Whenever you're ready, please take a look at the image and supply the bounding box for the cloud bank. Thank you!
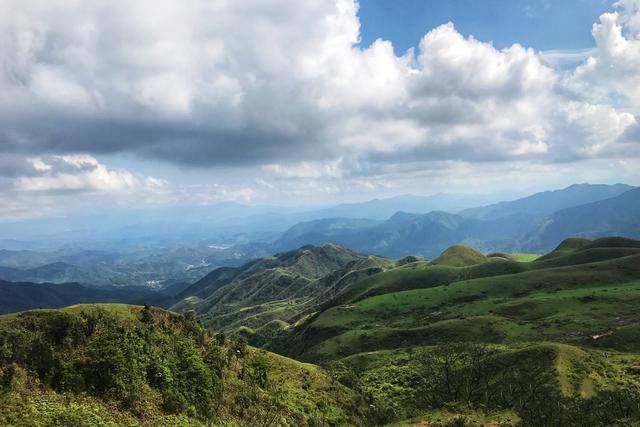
[0,0,639,218]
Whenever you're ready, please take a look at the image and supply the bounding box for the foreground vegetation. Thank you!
[0,304,366,426]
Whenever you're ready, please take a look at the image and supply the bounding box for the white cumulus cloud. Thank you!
[0,0,638,216]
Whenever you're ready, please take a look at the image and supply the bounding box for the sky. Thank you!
[0,0,639,221]
[358,0,617,53]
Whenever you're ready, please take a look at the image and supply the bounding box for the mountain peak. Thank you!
[388,211,419,222]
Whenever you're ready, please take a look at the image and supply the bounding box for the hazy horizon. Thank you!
[0,181,634,225]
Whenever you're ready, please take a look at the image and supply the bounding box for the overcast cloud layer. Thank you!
[1,0,640,219]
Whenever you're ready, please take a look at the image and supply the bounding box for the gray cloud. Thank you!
[0,154,40,177]
[0,0,639,221]
[0,117,332,166]
[619,120,640,143]
[1,0,636,169]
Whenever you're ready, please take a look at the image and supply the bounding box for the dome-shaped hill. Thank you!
[554,237,592,252]
[432,244,488,267]
[536,237,592,262]
[578,236,640,251]
[530,237,640,267]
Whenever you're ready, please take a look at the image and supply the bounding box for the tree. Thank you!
[140,304,154,324]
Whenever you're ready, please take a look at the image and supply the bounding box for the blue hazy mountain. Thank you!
[459,183,634,220]
[524,187,640,250]
[275,185,640,257]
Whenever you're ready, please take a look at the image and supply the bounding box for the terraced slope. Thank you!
[172,244,396,337]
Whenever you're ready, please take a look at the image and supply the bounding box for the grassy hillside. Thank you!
[276,237,640,425]
[431,244,488,267]
[294,252,640,359]
[0,304,367,426]
[173,244,396,341]
[327,342,640,425]
[10,238,638,425]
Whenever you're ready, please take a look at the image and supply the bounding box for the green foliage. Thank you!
[0,304,366,426]
[328,343,640,425]
[0,307,220,419]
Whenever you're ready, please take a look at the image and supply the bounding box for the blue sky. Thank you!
[359,0,615,53]
[0,0,639,220]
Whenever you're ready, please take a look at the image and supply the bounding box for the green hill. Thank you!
[8,238,640,425]
[275,238,640,425]
[536,237,592,261]
[431,244,488,267]
[171,244,396,339]
[292,251,640,359]
[0,304,367,426]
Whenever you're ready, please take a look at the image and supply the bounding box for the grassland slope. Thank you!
[275,237,640,425]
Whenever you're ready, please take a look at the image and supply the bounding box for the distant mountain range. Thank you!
[459,183,634,219]
[0,193,493,250]
[274,184,640,257]
[524,187,640,250]
[307,193,496,220]
[0,182,637,287]
[275,211,520,258]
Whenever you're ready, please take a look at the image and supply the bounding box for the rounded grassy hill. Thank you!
[431,244,488,267]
